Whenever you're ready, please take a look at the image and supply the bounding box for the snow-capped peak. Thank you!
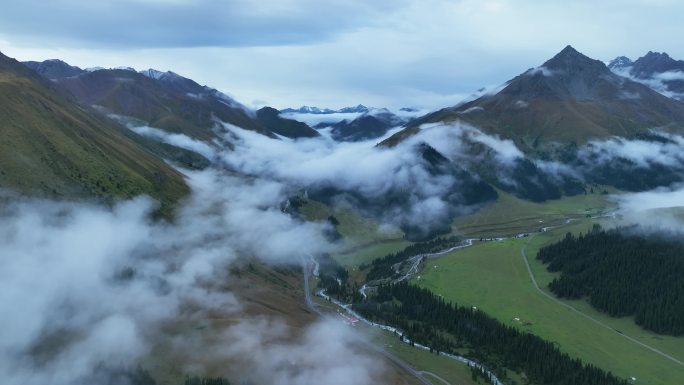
[140,69,167,80]
[113,66,136,72]
[608,56,633,71]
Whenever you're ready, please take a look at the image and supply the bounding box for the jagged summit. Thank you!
[607,51,684,101]
[139,68,185,82]
[608,56,633,70]
[541,45,609,76]
[631,51,682,78]
[644,51,673,60]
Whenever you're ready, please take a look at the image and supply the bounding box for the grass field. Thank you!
[334,239,412,268]
[451,189,615,237]
[416,219,684,385]
[304,192,684,383]
[372,331,484,385]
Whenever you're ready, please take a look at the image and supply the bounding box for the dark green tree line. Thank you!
[354,282,628,385]
[537,225,684,335]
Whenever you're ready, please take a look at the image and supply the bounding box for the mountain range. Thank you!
[23,60,320,141]
[609,51,684,101]
[384,46,684,152]
[280,104,370,114]
[6,45,684,220]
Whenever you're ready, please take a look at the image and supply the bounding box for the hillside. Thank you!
[0,51,188,215]
[52,67,276,141]
[385,46,684,151]
[255,106,319,138]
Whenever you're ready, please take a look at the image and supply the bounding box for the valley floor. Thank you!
[416,221,684,385]
[323,190,684,385]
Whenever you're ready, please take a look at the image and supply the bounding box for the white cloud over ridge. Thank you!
[130,125,217,159]
[581,133,684,168]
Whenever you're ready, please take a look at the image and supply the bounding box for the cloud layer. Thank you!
[4,99,684,384]
[0,167,344,385]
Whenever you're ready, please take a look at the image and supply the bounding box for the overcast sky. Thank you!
[1,0,682,110]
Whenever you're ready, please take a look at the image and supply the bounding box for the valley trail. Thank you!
[520,237,684,367]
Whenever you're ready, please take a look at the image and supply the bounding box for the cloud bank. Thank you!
[0,168,346,385]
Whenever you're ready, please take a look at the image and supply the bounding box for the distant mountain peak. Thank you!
[629,51,684,79]
[339,104,369,113]
[140,68,165,79]
[280,105,370,114]
[44,58,69,65]
[22,59,84,79]
[644,51,672,60]
[560,44,579,55]
[543,45,606,73]
[139,68,185,82]
[608,56,633,70]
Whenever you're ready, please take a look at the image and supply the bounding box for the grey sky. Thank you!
[1,0,683,109]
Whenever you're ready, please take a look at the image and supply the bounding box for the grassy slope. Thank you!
[336,240,412,269]
[146,262,423,385]
[452,188,615,237]
[416,220,684,385]
[0,60,188,215]
[373,331,482,385]
[298,199,409,267]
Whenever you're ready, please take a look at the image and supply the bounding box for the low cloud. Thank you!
[611,67,684,100]
[654,70,684,82]
[219,121,517,237]
[183,318,387,385]
[130,125,218,159]
[580,133,684,168]
[614,184,684,232]
[0,167,335,385]
[525,66,559,77]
